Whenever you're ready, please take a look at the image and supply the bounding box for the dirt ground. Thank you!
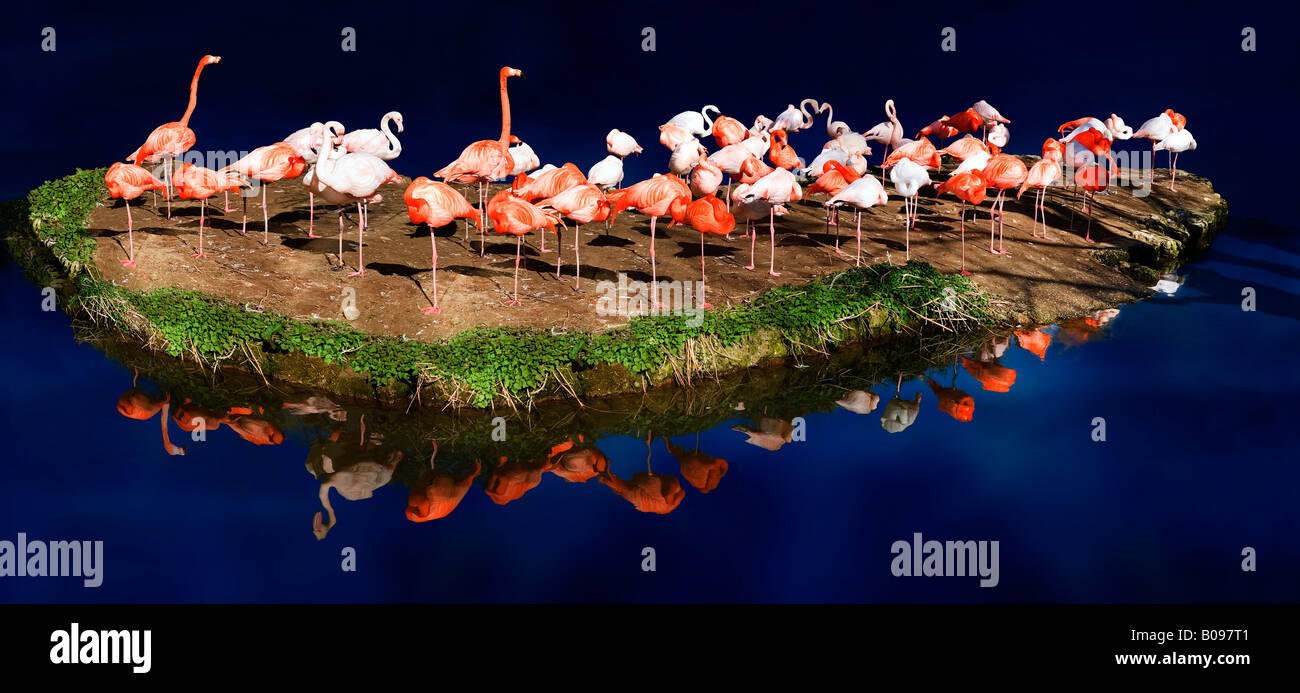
[86,164,1222,340]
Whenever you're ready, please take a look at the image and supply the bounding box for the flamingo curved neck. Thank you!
[178,58,211,128]
[381,113,402,157]
[498,71,514,146]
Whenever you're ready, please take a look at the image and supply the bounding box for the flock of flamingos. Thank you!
[104,56,1198,314]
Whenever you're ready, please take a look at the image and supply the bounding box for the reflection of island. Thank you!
[307,415,402,539]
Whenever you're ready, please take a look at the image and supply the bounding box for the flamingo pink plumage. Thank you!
[104,162,167,267]
[225,143,307,244]
[486,189,558,306]
[170,163,246,259]
[405,177,480,314]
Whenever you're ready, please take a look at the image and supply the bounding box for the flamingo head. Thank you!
[502,66,524,79]
[1106,114,1133,140]
[203,55,222,65]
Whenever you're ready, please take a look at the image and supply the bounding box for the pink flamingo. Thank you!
[1017,148,1063,239]
[340,111,403,160]
[826,176,888,267]
[511,162,587,252]
[933,170,988,275]
[739,168,802,276]
[315,121,402,276]
[607,176,691,301]
[405,177,479,314]
[435,67,524,257]
[690,158,723,197]
[126,55,221,219]
[805,160,860,254]
[486,189,558,306]
[685,194,735,308]
[170,163,246,259]
[104,163,167,267]
[981,154,1029,255]
[225,143,307,244]
[285,122,334,237]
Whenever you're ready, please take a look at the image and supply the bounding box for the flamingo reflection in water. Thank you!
[308,415,402,539]
[598,433,685,514]
[663,433,728,494]
[881,375,922,434]
[407,441,481,522]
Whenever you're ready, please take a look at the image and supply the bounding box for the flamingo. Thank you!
[104,163,167,267]
[941,108,983,137]
[819,101,852,138]
[340,111,403,160]
[405,177,479,314]
[767,129,801,170]
[862,99,905,178]
[224,143,307,244]
[737,154,773,185]
[170,163,246,259]
[606,128,643,157]
[739,130,771,159]
[773,99,820,132]
[981,154,1028,255]
[916,116,959,141]
[689,157,723,197]
[669,140,708,178]
[316,121,402,275]
[285,121,335,237]
[1017,149,1063,239]
[486,189,558,306]
[710,110,751,148]
[1132,112,1177,181]
[939,135,988,163]
[971,99,1010,140]
[883,136,942,171]
[607,175,690,299]
[889,158,932,260]
[1154,129,1196,192]
[126,55,221,219]
[666,105,717,137]
[586,154,624,190]
[805,160,860,254]
[933,170,987,275]
[536,183,610,287]
[435,66,524,258]
[508,141,540,176]
[685,194,734,308]
[658,122,695,151]
[729,183,781,258]
[987,123,1009,155]
[825,175,887,267]
[708,143,757,209]
[739,168,802,276]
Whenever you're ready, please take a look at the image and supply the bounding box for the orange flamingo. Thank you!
[406,443,481,522]
[981,154,1028,255]
[1017,149,1062,239]
[938,135,988,163]
[104,163,167,267]
[944,108,984,136]
[711,111,750,148]
[485,455,552,505]
[405,176,480,314]
[685,193,735,308]
[925,360,975,422]
[486,189,558,306]
[883,136,942,170]
[767,129,801,170]
[806,160,860,255]
[547,437,610,483]
[1015,328,1052,361]
[536,183,610,287]
[663,434,728,494]
[225,143,307,244]
[961,355,1017,393]
[511,162,587,253]
[126,55,221,220]
[916,116,959,141]
[115,373,185,455]
[171,163,246,258]
[608,176,691,300]
[435,67,524,257]
[933,169,987,275]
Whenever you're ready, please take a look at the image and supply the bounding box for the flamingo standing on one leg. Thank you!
[536,183,610,288]
[1131,112,1176,183]
[1073,163,1110,242]
[511,162,588,253]
[862,99,905,181]
[1154,129,1196,192]
[607,175,691,301]
[315,121,402,276]
[126,55,222,220]
[225,143,307,244]
[729,183,782,266]
[587,155,625,191]
[104,163,167,267]
[826,175,888,266]
[933,170,988,275]
[740,168,802,276]
[285,122,335,237]
[889,158,932,260]
[435,67,525,257]
[170,163,246,259]
[710,110,751,148]
[980,154,1029,256]
[685,194,735,308]
[486,189,558,306]
[405,176,480,314]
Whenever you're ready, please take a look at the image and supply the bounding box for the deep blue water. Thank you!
[0,216,1296,603]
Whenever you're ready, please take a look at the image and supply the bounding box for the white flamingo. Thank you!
[315,121,401,276]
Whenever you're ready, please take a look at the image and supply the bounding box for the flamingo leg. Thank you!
[422,222,441,315]
[478,181,487,257]
[745,220,756,271]
[1085,192,1095,242]
[262,183,271,245]
[122,197,136,267]
[335,206,346,269]
[997,192,1009,256]
[904,197,912,261]
[768,207,780,277]
[506,234,522,306]
[165,155,174,220]
[650,216,664,307]
[348,202,366,276]
[308,192,319,238]
[1170,152,1178,192]
[959,200,969,275]
[855,210,862,267]
[700,231,711,309]
[574,223,582,289]
[554,222,564,279]
[240,193,248,237]
[193,199,207,258]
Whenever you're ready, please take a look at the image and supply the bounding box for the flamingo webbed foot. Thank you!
[422,306,441,315]
[121,259,136,267]
[505,299,522,307]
